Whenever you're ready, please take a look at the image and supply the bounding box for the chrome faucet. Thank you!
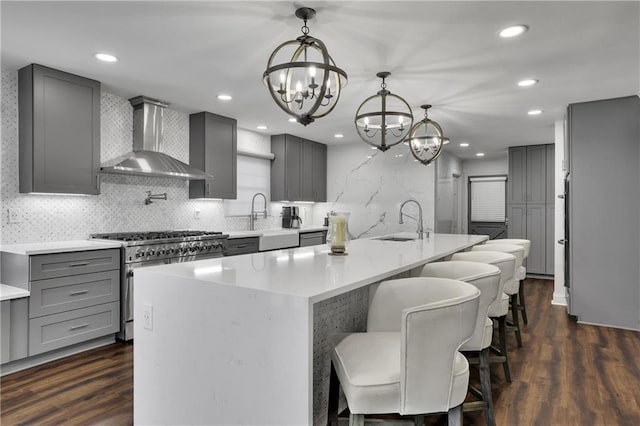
[399,199,425,239]
[250,192,267,231]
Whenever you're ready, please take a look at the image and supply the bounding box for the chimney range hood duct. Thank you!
[101,96,213,180]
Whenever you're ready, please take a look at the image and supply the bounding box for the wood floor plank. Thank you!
[1,279,639,425]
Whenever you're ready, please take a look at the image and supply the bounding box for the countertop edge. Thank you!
[0,284,30,301]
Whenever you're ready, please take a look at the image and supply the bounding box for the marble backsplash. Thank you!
[314,143,435,240]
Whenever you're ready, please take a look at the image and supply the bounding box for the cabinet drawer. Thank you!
[29,270,120,318]
[30,249,120,281]
[299,231,326,247]
[28,302,119,356]
[225,237,259,256]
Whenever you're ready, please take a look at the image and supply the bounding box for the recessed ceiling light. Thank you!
[518,79,538,87]
[334,133,344,138]
[217,94,232,101]
[528,109,543,115]
[499,25,528,38]
[366,155,373,159]
[95,53,118,62]
[256,125,268,130]
[370,146,377,150]
[288,118,297,123]
[459,143,470,147]
[395,154,404,158]
[476,153,485,157]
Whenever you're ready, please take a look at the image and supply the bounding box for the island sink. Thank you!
[258,230,299,251]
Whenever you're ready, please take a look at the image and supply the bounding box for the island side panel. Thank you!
[134,269,313,425]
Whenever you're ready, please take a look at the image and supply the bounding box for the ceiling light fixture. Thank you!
[256,125,268,130]
[476,152,485,157]
[288,118,297,123]
[518,79,538,87]
[499,25,528,38]
[406,105,446,166]
[334,133,344,138]
[354,71,413,152]
[528,109,543,115]
[263,7,348,126]
[95,53,118,62]
[217,94,232,101]
[459,142,470,147]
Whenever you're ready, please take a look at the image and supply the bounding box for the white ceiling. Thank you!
[2,1,638,160]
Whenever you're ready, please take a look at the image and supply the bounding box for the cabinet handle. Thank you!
[70,323,90,331]
[236,244,249,249]
[206,183,210,196]
[70,290,89,296]
[558,239,567,245]
[69,262,90,267]
[557,194,565,199]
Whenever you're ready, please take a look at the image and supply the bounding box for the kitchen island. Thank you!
[134,233,487,425]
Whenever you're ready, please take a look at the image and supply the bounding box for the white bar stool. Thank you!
[451,250,517,382]
[485,238,531,324]
[471,243,526,348]
[328,277,480,426]
[420,261,501,426]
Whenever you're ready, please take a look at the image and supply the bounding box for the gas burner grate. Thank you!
[91,230,223,241]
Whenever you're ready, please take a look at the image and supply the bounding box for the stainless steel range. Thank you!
[91,230,228,340]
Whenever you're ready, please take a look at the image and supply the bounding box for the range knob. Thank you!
[166,247,175,254]
[135,248,144,258]
[147,248,156,256]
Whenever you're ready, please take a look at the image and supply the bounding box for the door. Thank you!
[468,175,508,239]
[451,174,461,233]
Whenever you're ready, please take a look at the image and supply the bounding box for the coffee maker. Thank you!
[282,206,302,229]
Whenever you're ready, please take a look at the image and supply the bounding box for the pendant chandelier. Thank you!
[407,104,447,165]
[263,7,348,126]
[354,72,413,152]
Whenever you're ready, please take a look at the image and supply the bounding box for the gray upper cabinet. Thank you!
[526,145,547,204]
[19,64,101,195]
[546,145,555,204]
[507,146,527,204]
[271,134,326,202]
[313,143,327,202]
[189,112,237,199]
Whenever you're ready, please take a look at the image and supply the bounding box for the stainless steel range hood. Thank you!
[101,96,212,180]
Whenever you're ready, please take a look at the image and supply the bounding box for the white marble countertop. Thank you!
[0,284,30,301]
[137,233,487,303]
[226,226,327,239]
[0,240,124,255]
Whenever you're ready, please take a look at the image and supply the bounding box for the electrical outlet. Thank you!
[143,303,153,330]
[7,208,21,224]
[194,208,201,219]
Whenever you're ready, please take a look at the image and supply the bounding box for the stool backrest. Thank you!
[367,277,480,414]
[486,238,531,258]
[419,261,501,350]
[450,251,516,296]
[471,244,524,294]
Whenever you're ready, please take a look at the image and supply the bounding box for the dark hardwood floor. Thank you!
[1,279,639,425]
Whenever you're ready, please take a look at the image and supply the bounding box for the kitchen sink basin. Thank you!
[259,230,299,251]
[375,236,416,242]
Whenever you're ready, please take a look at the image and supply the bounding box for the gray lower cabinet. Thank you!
[189,111,237,199]
[299,231,327,247]
[507,144,554,275]
[0,248,120,363]
[271,134,327,202]
[225,237,259,256]
[19,64,101,195]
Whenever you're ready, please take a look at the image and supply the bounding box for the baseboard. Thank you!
[0,335,115,377]
[551,291,567,306]
[577,320,640,332]
[526,273,554,280]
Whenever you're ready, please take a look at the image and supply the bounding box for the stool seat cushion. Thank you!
[331,332,469,415]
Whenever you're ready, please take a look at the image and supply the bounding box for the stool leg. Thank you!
[447,405,463,426]
[479,348,496,426]
[519,279,528,324]
[327,363,340,426]
[496,316,512,382]
[510,294,523,348]
[349,413,364,426]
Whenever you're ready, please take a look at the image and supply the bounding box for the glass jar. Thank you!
[327,212,350,254]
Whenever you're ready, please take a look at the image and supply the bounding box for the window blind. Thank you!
[470,177,506,222]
